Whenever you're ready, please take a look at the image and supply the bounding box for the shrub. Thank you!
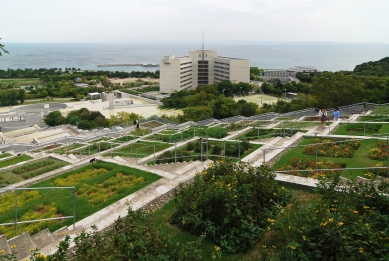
[171,160,291,253]
[212,144,222,155]
[303,138,361,158]
[274,175,389,260]
[37,209,204,261]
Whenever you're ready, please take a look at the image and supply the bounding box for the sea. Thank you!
[1,42,389,73]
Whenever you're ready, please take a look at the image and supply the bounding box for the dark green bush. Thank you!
[47,209,204,261]
[171,160,290,253]
[275,175,389,260]
[211,144,222,155]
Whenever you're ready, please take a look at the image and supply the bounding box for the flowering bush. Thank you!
[275,175,389,260]
[171,160,291,253]
[78,173,144,206]
[0,203,58,238]
[53,168,107,186]
[346,123,382,133]
[303,138,361,158]
[369,141,389,160]
[0,191,41,215]
[278,157,343,179]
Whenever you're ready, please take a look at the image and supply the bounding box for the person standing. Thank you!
[318,108,328,129]
[332,107,340,121]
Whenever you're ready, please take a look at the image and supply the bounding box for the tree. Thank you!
[108,111,141,126]
[0,39,8,56]
[311,72,363,108]
[44,111,66,126]
[19,89,26,104]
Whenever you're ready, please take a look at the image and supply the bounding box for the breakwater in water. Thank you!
[98,63,159,67]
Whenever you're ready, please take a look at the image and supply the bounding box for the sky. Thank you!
[1,0,389,43]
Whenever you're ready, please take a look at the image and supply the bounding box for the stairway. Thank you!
[0,159,212,260]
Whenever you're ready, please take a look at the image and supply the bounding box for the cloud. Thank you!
[1,0,388,43]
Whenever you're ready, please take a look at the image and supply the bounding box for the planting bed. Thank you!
[0,153,12,159]
[107,141,173,158]
[154,139,262,163]
[272,137,385,180]
[0,154,32,169]
[0,161,161,238]
[140,120,164,128]
[0,157,68,185]
[332,122,389,136]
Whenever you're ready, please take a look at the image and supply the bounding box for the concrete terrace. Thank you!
[1,103,385,260]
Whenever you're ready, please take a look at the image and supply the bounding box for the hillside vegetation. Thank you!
[353,57,389,76]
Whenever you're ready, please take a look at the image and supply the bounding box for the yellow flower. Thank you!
[329,218,333,222]
[339,222,344,226]
[320,222,327,227]
[268,218,275,223]
[0,250,4,254]
[290,245,296,250]
[281,186,285,190]
[303,236,307,240]
[363,206,369,209]
[262,245,267,248]
[359,247,364,253]
[352,210,359,214]
[11,245,16,249]
[234,195,237,198]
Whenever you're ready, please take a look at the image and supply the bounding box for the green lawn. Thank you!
[240,128,307,140]
[154,140,262,163]
[73,142,119,155]
[0,161,161,238]
[0,78,42,85]
[271,137,385,180]
[370,105,389,115]
[0,154,32,169]
[358,115,389,122]
[0,153,12,159]
[332,122,389,136]
[108,141,173,158]
[0,157,67,185]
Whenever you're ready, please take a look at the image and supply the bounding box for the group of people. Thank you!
[318,107,340,129]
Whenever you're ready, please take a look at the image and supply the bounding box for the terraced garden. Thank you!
[154,139,262,163]
[0,154,33,169]
[0,161,161,238]
[107,141,173,158]
[272,137,388,180]
[0,157,68,185]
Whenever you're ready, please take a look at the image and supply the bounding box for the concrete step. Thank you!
[175,161,203,175]
[67,154,78,161]
[0,235,11,255]
[30,228,55,250]
[51,227,69,242]
[7,232,35,261]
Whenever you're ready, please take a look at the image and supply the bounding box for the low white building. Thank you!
[160,50,250,93]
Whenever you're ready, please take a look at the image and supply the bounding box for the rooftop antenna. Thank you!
[202,30,204,60]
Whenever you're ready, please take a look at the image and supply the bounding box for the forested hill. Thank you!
[353,57,389,76]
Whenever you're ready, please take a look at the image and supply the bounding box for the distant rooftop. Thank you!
[287,66,321,73]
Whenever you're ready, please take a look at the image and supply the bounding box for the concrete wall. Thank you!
[160,50,250,93]
[160,56,192,93]
[229,58,250,84]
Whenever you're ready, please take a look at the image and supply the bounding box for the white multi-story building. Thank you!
[160,50,249,93]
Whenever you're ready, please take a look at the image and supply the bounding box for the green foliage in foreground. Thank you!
[0,210,204,261]
[273,175,389,260]
[171,160,291,253]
